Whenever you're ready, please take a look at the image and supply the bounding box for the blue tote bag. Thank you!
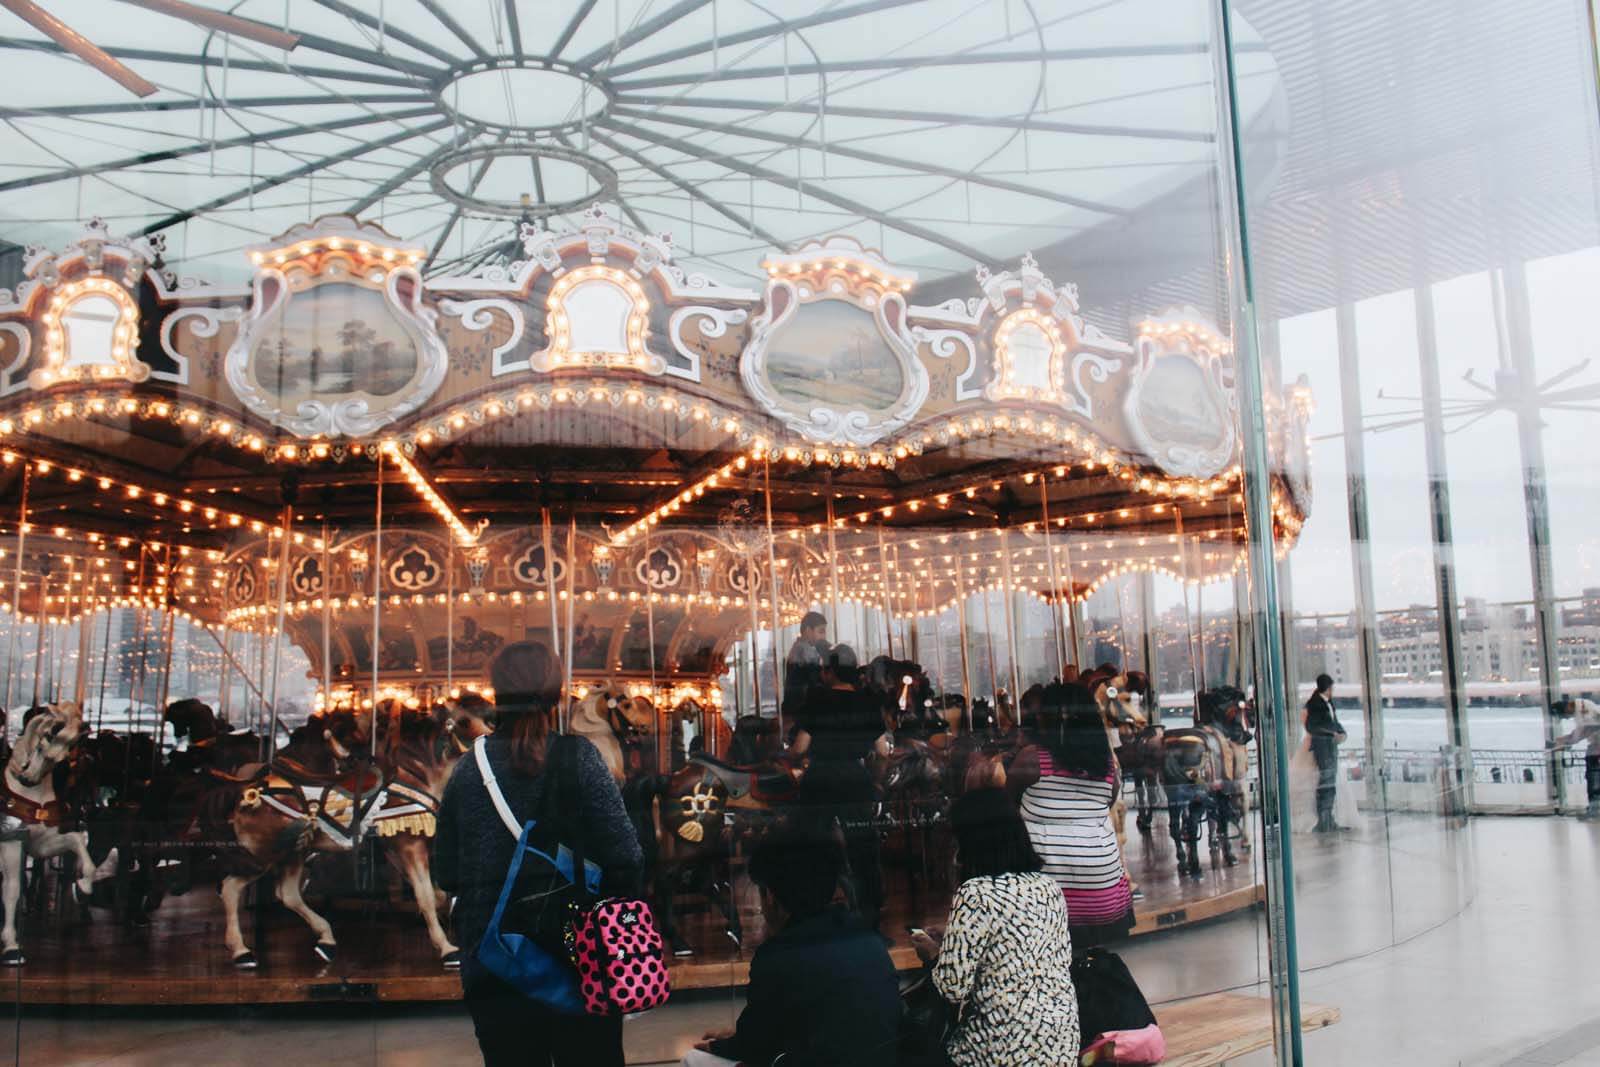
[473,735,602,1014]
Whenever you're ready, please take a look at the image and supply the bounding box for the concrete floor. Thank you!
[5,814,1594,1065]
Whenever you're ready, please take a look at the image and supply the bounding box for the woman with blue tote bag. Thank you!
[435,642,644,1067]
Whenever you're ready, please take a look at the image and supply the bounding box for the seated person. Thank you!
[683,828,901,1067]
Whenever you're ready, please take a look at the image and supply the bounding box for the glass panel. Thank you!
[0,1,1306,1064]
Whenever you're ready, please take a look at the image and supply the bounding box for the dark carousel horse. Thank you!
[653,713,796,955]
[1152,687,1254,879]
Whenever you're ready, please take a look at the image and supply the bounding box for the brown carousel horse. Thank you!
[196,705,374,966]
[1,702,118,965]
[368,700,493,966]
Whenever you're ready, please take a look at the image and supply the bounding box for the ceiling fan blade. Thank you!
[113,0,300,51]
[0,0,157,96]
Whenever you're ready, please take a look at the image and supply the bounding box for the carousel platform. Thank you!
[5,821,1261,1006]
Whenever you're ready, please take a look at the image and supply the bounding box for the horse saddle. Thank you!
[688,753,797,803]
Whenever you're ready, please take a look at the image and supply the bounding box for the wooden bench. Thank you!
[1154,993,1340,1066]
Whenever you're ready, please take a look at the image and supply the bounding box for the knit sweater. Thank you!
[433,734,643,955]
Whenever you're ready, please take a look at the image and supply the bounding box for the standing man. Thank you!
[783,610,829,719]
[1551,698,1600,819]
[1304,673,1348,833]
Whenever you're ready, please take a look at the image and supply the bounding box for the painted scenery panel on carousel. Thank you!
[1126,319,1237,480]
[226,217,447,438]
[570,614,613,672]
[426,617,505,674]
[766,300,906,414]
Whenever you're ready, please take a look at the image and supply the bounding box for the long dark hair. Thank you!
[952,788,1042,882]
[489,641,562,775]
[1033,682,1113,777]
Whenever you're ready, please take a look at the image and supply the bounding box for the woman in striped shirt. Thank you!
[1007,683,1136,947]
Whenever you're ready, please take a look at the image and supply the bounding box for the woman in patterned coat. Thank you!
[911,788,1079,1066]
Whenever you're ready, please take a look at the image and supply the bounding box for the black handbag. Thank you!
[1072,947,1157,1045]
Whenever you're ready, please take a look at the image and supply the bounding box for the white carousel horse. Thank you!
[1094,676,1148,896]
[570,684,654,783]
[1,700,115,965]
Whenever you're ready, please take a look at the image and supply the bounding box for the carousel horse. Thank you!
[1,701,117,964]
[1157,692,1247,880]
[1195,686,1255,852]
[366,700,493,967]
[655,714,796,955]
[203,705,375,967]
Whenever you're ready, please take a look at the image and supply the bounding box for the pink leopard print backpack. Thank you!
[570,897,671,1015]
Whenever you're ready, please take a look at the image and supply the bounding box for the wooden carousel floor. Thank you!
[3,821,1261,1006]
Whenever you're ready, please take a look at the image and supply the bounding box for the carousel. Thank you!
[0,207,1312,1003]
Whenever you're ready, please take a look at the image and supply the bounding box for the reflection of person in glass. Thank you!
[683,829,899,1067]
[789,644,888,927]
[1304,674,1348,833]
[783,610,829,716]
[1550,698,1600,819]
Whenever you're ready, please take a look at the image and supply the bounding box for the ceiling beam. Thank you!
[346,136,464,215]
[586,125,790,250]
[0,0,156,96]
[602,0,927,78]
[413,0,488,59]
[308,0,460,66]
[550,0,600,60]
[612,105,1127,216]
[113,0,300,51]
[0,34,420,86]
[501,0,522,60]
[425,132,507,270]
[598,116,993,264]
[615,44,1231,91]
[0,105,440,195]
[616,94,1215,144]
[138,116,455,235]
[573,0,714,70]
[0,91,430,119]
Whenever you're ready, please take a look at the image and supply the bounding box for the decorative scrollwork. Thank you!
[511,541,566,587]
[636,544,684,590]
[387,543,441,591]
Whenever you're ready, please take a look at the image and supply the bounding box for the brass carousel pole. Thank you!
[96,594,115,732]
[1060,530,1084,666]
[131,550,150,732]
[367,455,383,770]
[30,566,49,708]
[825,480,841,636]
[1177,510,1202,709]
[541,506,560,662]
[215,623,233,726]
[743,545,763,716]
[952,552,974,727]
[643,523,661,721]
[154,549,178,723]
[999,528,1023,703]
[876,526,896,659]
[266,506,294,762]
[444,538,454,698]
[979,564,999,703]
[762,458,784,737]
[321,524,332,712]
[4,465,29,733]
[563,515,577,711]
[72,557,91,704]
[1039,482,1067,682]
